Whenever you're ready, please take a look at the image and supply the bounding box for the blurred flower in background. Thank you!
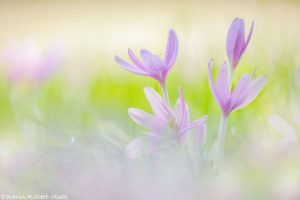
[0,40,64,86]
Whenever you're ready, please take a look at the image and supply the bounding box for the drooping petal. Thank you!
[115,56,148,76]
[236,75,266,109]
[208,60,222,108]
[164,29,178,68]
[144,87,173,122]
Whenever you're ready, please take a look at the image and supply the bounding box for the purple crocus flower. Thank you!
[226,18,254,70]
[128,87,207,144]
[115,30,178,85]
[208,59,266,117]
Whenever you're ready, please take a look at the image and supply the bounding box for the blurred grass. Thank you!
[0,0,299,151]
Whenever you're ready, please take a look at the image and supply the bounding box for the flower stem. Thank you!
[213,114,228,171]
[161,82,171,107]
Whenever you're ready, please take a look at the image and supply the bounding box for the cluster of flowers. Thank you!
[115,18,267,162]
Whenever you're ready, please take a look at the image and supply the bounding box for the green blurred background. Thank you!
[0,0,299,149]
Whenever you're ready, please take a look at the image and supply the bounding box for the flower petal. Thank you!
[164,29,178,68]
[241,21,254,57]
[128,49,147,71]
[216,62,230,107]
[179,115,208,135]
[144,87,173,122]
[208,60,226,114]
[115,55,148,75]
[237,75,266,109]
[227,18,249,69]
[140,49,152,63]
[128,108,167,133]
[140,49,166,72]
[194,121,207,149]
[226,18,243,66]
[174,87,189,129]
[230,74,252,110]
[128,108,152,126]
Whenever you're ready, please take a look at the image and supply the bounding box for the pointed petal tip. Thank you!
[114,55,120,61]
[143,86,152,93]
[168,29,177,37]
[178,86,183,94]
[208,59,214,68]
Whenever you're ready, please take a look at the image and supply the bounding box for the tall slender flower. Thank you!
[226,18,254,70]
[128,87,207,146]
[208,59,266,169]
[208,59,266,117]
[115,30,178,86]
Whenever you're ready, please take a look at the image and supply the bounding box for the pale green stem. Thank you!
[214,114,228,171]
[161,82,171,107]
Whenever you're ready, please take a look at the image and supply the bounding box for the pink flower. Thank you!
[115,30,178,85]
[1,41,63,85]
[226,18,254,70]
[128,87,207,143]
[208,59,266,117]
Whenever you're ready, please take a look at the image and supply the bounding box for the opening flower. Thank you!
[226,18,254,70]
[128,87,207,143]
[208,59,266,117]
[115,29,178,85]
